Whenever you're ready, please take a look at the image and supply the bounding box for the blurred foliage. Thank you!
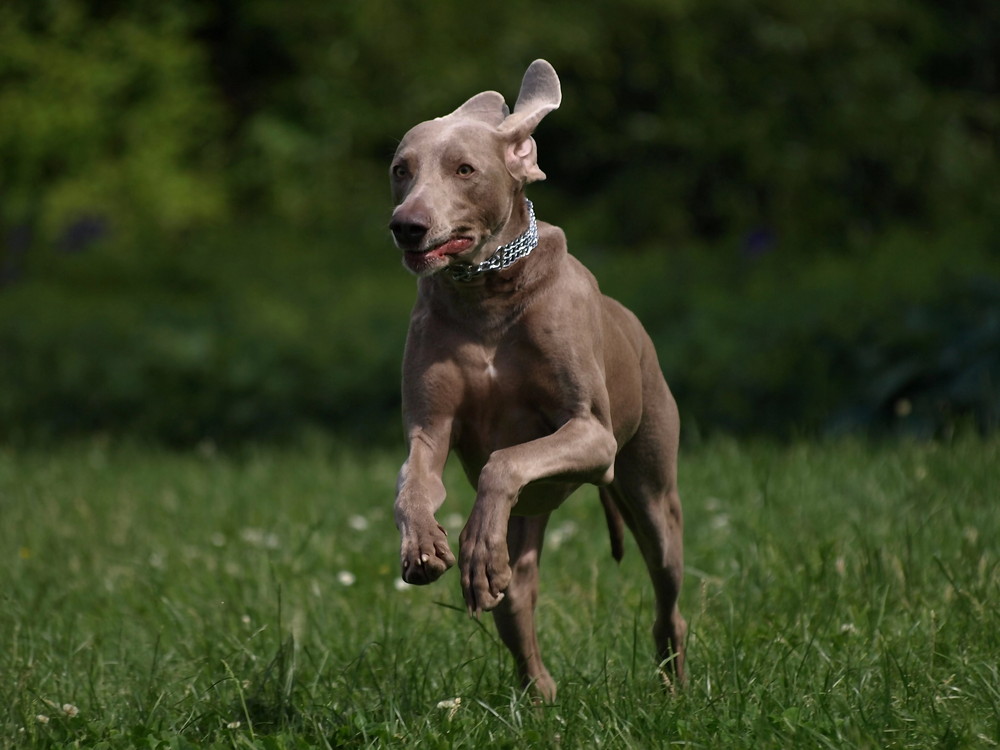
[587,226,1000,438]
[0,2,226,245]
[0,222,414,445]
[1,0,998,445]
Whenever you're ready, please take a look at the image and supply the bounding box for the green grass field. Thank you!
[3,436,998,748]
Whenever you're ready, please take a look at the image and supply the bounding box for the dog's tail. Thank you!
[599,487,625,562]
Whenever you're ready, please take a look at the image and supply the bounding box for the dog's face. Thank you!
[390,118,519,277]
[389,61,562,278]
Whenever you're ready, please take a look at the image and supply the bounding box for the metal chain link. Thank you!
[445,200,538,282]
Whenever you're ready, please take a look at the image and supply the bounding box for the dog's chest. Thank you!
[460,344,534,406]
[477,351,500,383]
[452,342,565,455]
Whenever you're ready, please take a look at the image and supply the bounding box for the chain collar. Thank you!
[445,200,538,283]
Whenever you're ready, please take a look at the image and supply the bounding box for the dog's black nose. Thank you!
[390,219,429,248]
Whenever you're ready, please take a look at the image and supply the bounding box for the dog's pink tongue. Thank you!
[432,238,473,257]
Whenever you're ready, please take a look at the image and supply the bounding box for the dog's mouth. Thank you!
[409,236,474,258]
[403,236,475,273]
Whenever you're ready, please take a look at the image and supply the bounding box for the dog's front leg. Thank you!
[459,415,617,615]
[395,426,456,585]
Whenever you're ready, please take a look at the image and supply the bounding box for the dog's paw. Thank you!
[399,520,455,585]
[458,524,512,616]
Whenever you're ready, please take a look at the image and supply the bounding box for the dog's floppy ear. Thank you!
[449,91,510,127]
[500,60,562,183]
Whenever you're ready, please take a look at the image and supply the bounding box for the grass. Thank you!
[2,435,998,748]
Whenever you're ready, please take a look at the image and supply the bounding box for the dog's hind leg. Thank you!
[610,477,687,687]
[491,513,556,702]
[607,385,687,687]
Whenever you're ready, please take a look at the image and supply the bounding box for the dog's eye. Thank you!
[456,164,475,177]
[392,164,409,179]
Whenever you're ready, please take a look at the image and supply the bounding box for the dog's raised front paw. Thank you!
[458,524,512,616]
[399,520,455,585]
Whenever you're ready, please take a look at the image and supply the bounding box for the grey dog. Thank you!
[388,60,686,701]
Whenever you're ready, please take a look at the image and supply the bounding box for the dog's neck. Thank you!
[445,199,538,283]
[420,198,561,339]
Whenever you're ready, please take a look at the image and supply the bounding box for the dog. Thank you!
[388,59,685,701]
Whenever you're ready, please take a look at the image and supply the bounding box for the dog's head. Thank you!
[389,60,562,277]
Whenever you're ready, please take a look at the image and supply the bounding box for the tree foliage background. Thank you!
[2,0,998,445]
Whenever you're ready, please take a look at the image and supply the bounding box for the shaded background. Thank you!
[1,0,998,446]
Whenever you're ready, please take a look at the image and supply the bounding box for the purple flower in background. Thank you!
[58,214,109,254]
[741,227,776,259]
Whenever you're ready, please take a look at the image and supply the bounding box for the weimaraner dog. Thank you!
[388,59,685,701]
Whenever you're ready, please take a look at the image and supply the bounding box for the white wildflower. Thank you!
[704,497,723,513]
[710,513,730,531]
[548,520,578,549]
[240,528,279,549]
[436,697,462,719]
[337,570,356,586]
[36,715,49,724]
[348,515,369,531]
[62,704,79,718]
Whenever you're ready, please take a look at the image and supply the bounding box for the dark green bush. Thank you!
[590,226,1000,439]
[830,276,1000,437]
[0,225,413,445]
[3,219,997,445]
